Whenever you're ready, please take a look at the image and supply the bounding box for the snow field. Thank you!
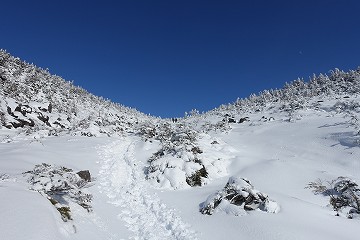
[2,49,360,240]
[1,97,360,240]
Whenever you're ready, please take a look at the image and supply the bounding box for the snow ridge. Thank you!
[97,137,198,240]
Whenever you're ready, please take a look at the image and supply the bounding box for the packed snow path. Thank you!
[97,137,197,240]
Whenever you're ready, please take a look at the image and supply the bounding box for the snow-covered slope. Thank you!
[0,49,156,137]
[1,52,360,239]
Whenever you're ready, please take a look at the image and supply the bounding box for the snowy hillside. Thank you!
[0,50,155,137]
[1,52,360,240]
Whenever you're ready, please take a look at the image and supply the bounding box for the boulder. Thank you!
[200,176,279,215]
[228,118,236,123]
[238,117,249,123]
[77,170,91,182]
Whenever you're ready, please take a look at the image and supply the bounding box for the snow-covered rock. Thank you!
[23,163,93,221]
[200,176,280,215]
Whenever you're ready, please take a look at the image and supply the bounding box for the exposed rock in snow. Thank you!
[77,170,91,182]
[200,176,280,216]
[23,163,93,221]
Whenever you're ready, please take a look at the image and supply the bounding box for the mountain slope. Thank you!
[0,49,155,137]
[1,51,360,240]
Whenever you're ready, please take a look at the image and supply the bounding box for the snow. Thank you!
[1,98,360,240]
[97,137,198,239]
[0,179,65,240]
[1,52,360,239]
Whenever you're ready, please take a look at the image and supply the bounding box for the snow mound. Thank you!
[141,122,231,189]
[200,176,280,216]
[23,163,93,221]
[307,176,360,219]
[141,122,208,189]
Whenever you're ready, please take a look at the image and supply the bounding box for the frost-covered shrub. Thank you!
[0,110,5,126]
[23,163,93,221]
[200,118,231,133]
[332,101,360,114]
[141,121,209,188]
[186,166,208,187]
[307,177,360,219]
[146,144,207,188]
[200,177,279,216]
[56,206,72,221]
[137,122,157,140]
[0,50,151,136]
[0,173,10,181]
[202,67,360,119]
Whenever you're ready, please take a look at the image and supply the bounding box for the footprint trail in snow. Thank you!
[98,137,197,240]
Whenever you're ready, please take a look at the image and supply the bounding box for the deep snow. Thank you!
[1,97,360,240]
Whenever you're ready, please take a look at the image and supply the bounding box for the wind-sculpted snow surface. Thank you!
[97,137,198,240]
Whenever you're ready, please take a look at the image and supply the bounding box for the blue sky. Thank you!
[1,1,360,118]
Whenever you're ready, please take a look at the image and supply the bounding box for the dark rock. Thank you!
[200,176,279,215]
[0,75,7,82]
[15,105,22,113]
[15,104,32,116]
[37,112,51,126]
[11,118,34,128]
[228,118,236,123]
[260,116,275,122]
[57,206,72,221]
[222,116,236,123]
[48,103,52,113]
[7,106,16,117]
[38,106,48,112]
[77,170,91,182]
[186,166,208,187]
[53,121,65,128]
[191,146,203,154]
[238,117,249,123]
[151,150,164,160]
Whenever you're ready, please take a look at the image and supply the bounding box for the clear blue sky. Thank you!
[1,1,360,118]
